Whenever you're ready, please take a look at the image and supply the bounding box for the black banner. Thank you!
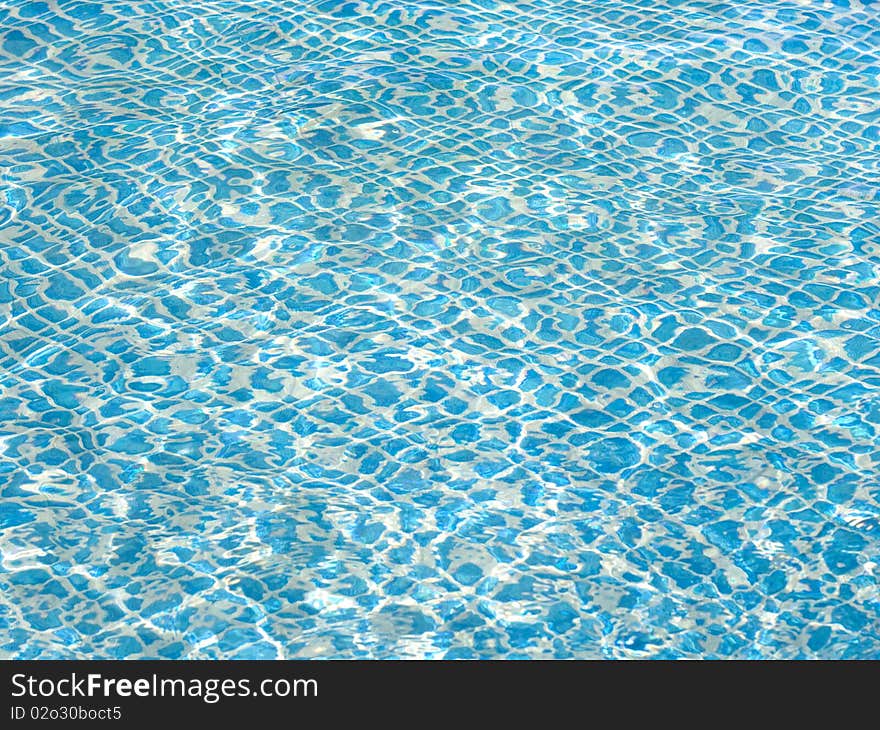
[0,660,870,725]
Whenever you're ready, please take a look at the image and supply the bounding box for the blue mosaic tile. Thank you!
[0,0,879,659]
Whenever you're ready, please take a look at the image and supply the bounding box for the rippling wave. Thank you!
[0,0,878,658]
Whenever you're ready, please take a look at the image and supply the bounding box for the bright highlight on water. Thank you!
[0,1,878,659]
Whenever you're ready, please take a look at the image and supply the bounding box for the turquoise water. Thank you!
[1,0,879,659]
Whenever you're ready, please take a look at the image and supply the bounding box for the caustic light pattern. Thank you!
[0,0,879,659]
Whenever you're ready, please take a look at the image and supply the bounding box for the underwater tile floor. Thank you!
[0,0,879,659]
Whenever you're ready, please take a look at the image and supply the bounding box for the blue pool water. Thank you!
[1,0,879,659]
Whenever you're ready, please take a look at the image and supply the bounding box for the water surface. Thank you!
[0,0,879,658]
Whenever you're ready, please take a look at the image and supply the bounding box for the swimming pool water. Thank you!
[1,0,879,659]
